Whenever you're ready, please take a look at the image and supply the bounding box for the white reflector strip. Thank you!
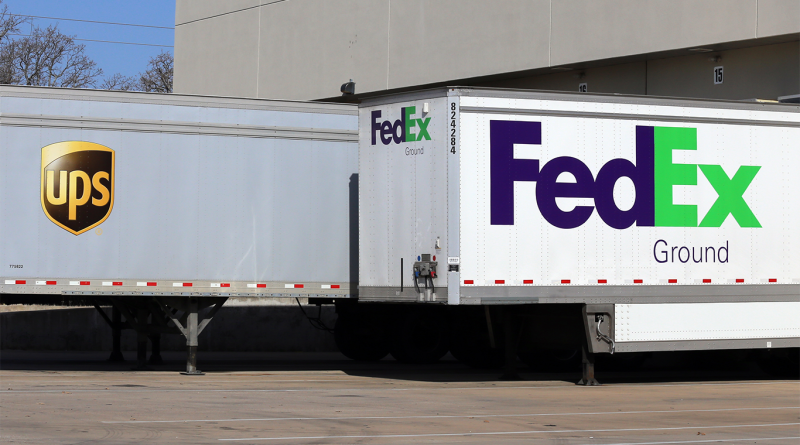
[211,283,220,288]
[102,282,113,286]
[616,302,800,342]
[321,285,331,289]
[69,281,80,285]
[136,282,146,286]
[247,283,257,288]
[36,281,46,285]
[4,280,14,285]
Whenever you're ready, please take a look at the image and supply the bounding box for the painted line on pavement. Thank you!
[8,380,796,394]
[102,406,800,424]
[576,437,800,445]
[218,422,800,441]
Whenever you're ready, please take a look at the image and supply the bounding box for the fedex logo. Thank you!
[371,106,431,145]
[490,120,761,229]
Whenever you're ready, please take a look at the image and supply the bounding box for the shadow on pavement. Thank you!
[1,349,795,385]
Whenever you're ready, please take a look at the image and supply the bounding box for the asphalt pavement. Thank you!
[0,351,798,444]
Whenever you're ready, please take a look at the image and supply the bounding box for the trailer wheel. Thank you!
[389,311,449,364]
[449,309,504,369]
[334,313,389,361]
[518,349,581,372]
[757,348,799,378]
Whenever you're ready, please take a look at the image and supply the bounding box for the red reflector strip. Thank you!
[495,280,505,284]
[523,280,533,284]
[47,281,57,285]
[147,282,156,286]
[464,280,474,284]
[16,280,26,284]
[294,284,304,288]
[184,283,192,287]
[668,279,677,284]
[257,283,266,288]
[768,278,777,283]
[561,279,570,284]
[221,283,230,288]
[703,279,711,283]
[113,282,122,286]
[80,281,90,286]
[331,284,340,289]
[736,279,744,283]
[633,279,643,284]
[598,279,607,284]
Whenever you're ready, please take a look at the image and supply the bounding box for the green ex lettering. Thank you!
[404,106,417,142]
[654,126,760,228]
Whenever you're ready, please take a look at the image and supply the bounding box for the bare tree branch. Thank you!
[138,51,172,93]
[0,1,172,93]
[101,72,137,91]
[0,1,26,44]
[0,0,28,84]
[5,25,103,88]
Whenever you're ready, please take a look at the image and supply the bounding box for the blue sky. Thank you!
[4,0,174,81]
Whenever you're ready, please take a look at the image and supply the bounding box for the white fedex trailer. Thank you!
[351,87,799,382]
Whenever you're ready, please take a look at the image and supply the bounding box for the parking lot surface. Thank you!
[0,351,798,444]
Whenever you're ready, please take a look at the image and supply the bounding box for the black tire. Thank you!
[519,349,581,372]
[757,348,799,378]
[449,310,504,369]
[389,310,449,364]
[334,312,390,361]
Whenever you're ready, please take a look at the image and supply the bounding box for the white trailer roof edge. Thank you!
[0,85,359,115]
[358,86,800,114]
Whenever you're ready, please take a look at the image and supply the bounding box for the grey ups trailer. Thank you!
[0,85,358,372]
[346,87,799,382]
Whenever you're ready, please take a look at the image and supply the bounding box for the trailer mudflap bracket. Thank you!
[578,304,615,386]
[582,304,615,354]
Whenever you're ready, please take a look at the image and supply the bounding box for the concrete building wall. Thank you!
[174,2,261,98]
[646,41,799,100]
[481,61,649,95]
[481,41,799,100]
[255,0,391,100]
[174,1,800,100]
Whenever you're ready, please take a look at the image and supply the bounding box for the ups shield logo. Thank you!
[41,141,115,235]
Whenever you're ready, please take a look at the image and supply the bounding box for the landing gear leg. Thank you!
[577,344,600,386]
[181,298,204,375]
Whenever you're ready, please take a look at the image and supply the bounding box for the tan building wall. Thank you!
[174,0,800,100]
[481,41,799,100]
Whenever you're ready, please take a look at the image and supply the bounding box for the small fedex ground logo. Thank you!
[371,106,431,145]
